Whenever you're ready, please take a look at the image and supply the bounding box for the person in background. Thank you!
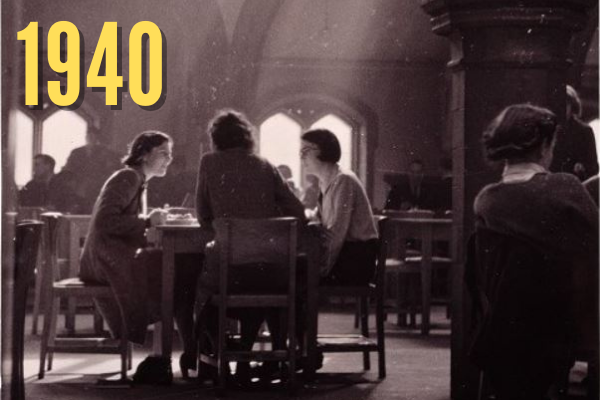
[385,159,436,211]
[19,154,56,207]
[470,104,598,399]
[301,174,320,210]
[277,164,302,199]
[64,127,121,213]
[550,85,599,180]
[47,169,85,214]
[300,128,378,284]
[195,109,306,383]
[79,131,200,385]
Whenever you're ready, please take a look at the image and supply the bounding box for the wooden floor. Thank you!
[18,305,589,400]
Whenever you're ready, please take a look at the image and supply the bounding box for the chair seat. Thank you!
[54,278,113,297]
[317,334,379,352]
[50,337,124,353]
[209,294,290,308]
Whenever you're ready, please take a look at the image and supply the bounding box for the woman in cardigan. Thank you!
[300,128,378,285]
[80,131,198,384]
[472,104,599,399]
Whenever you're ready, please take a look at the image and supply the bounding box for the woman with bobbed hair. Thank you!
[80,131,199,384]
[471,104,599,399]
[300,128,378,284]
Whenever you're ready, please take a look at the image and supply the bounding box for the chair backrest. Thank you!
[12,221,43,400]
[59,215,91,278]
[213,217,298,297]
[372,216,389,289]
[466,227,569,369]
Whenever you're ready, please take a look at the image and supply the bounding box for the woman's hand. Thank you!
[148,208,168,227]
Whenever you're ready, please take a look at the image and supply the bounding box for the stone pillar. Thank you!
[419,1,596,398]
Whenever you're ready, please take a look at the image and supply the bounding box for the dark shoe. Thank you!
[132,356,173,386]
[295,351,324,372]
[179,352,197,380]
[257,361,282,381]
[197,361,219,384]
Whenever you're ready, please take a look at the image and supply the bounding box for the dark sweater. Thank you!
[474,172,599,349]
[474,172,598,261]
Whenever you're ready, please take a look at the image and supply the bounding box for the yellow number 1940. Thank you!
[17,21,163,107]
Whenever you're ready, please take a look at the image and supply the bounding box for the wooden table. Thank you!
[387,217,453,335]
[155,224,211,358]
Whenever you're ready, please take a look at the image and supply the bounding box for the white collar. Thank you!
[319,164,341,195]
[502,162,547,183]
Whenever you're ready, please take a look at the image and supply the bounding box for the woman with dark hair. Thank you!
[80,131,198,384]
[471,104,599,399]
[195,109,305,381]
[300,129,378,284]
[196,109,304,227]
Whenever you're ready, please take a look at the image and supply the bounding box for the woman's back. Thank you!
[196,149,305,226]
[474,172,598,261]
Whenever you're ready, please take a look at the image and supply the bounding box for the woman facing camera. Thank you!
[80,131,199,384]
[300,129,378,285]
[471,104,599,399]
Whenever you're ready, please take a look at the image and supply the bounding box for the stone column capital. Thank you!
[420,0,593,35]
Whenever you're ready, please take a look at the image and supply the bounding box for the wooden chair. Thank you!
[198,217,299,395]
[15,207,46,335]
[38,213,132,380]
[316,216,388,379]
[11,221,43,400]
[386,216,452,335]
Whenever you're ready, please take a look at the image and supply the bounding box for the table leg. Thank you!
[161,236,175,358]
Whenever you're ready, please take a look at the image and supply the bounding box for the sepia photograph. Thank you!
[1,1,598,399]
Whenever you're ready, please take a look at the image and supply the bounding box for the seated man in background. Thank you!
[550,85,599,181]
[64,127,121,213]
[47,169,86,214]
[384,159,437,211]
[19,154,56,208]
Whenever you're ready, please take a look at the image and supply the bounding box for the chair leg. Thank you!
[65,298,76,335]
[38,292,56,379]
[409,276,418,327]
[217,306,227,395]
[47,297,60,372]
[31,263,44,335]
[354,297,360,329]
[376,294,386,379]
[360,296,370,371]
[396,276,408,327]
[93,306,104,335]
[288,307,296,395]
[120,336,128,380]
